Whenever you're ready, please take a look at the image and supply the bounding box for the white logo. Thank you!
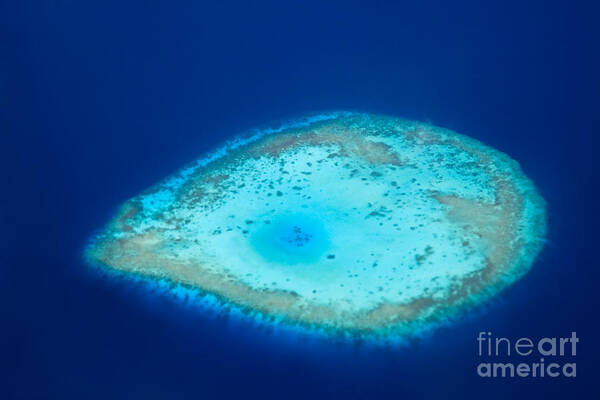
[476,332,578,378]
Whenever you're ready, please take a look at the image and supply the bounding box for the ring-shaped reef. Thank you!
[86,112,546,338]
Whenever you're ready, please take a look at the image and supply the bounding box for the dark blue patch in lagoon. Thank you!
[251,214,330,265]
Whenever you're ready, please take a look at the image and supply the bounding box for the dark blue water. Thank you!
[2,1,599,398]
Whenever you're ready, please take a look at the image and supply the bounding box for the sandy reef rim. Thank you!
[86,111,547,338]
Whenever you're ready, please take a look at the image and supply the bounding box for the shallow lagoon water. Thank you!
[87,112,546,338]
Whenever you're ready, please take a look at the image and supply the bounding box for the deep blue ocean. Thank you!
[2,1,599,399]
